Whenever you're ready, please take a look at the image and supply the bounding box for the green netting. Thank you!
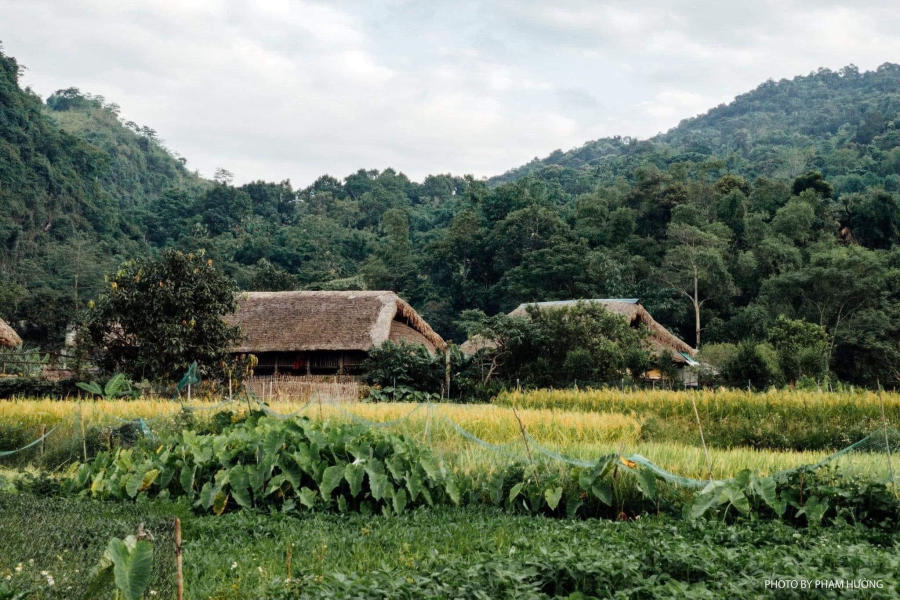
[173,361,200,397]
[0,425,59,457]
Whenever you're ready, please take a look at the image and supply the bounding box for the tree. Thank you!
[723,342,779,390]
[458,302,650,388]
[213,168,234,185]
[760,244,897,369]
[767,315,829,383]
[848,189,899,249]
[81,249,240,382]
[661,222,736,348]
[791,170,833,198]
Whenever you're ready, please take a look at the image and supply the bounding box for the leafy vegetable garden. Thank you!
[1,389,898,598]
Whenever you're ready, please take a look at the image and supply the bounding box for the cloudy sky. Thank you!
[2,1,898,186]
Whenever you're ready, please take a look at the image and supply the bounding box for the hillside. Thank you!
[0,50,897,385]
[43,88,208,211]
[0,51,206,342]
[493,63,900,197]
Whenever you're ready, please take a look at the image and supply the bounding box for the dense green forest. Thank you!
[0,47,898,385]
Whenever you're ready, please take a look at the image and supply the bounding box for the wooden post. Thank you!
[512,407,541,487]
[175,517,184,600]
[285,544,292,579]
[689,391,712,481]
[40,424,46,459]
[80,410,87,463]
[444,346,451,400]
[878,384,895,488]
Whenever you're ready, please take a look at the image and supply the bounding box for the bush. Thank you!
[362,342,489,402]
[459,302,652,390]
[0,377,79,399]
[723,342,780,389]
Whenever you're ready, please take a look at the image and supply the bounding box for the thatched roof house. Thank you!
[0,318,22,348]
[226,291,445,375]
[461,298,697,365]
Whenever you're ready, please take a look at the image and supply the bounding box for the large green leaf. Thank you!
[212,490,229,515]
[544,486,563,511]
[319,464,344,499]
[508,482,525,506]
[591,481,613,506]
[299,486,318,508]
[368,472,392,501]
[751,475,785,517]
[107,536,154,600]
[76,381,103,396]
[724,483,750,515]
[636,467,657,501]
[229,465,252,509]
[179,464,196,499]
[392,487,408,514]
[419,456,440,482]
[445,475,460,505]
[344,463,365,497]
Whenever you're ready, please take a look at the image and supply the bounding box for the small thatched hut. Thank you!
[460,298,699,384]
[0,318,22,348]
[226,291,446,375]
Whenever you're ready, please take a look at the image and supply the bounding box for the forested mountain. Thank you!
[493,63,900,195]
[0,49,204,341]
[1,47,898,385]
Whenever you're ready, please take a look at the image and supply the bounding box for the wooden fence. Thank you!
[244,375,363,403]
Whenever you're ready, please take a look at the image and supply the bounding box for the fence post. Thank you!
[689,391,712,481]
[175,517,184,600]
[444,347,451,400]
[40,424,46,459]
[878,383,895,488]
[512,407,541,487]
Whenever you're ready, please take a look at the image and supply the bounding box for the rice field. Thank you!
[1,395,895,482]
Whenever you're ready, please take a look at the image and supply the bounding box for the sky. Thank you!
[1,0,898,187]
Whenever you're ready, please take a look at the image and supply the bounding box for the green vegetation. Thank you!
[1,495,898,599]
[1,48,897,387]
[459,301,651,389]
[2,393,898,598]
[497,388,900,450]
[80,249,240,382]
[0,493,176,599]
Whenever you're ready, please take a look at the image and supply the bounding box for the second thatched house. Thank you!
[460,298,700,385]
[226,291,446,375]
[0,318,22,348]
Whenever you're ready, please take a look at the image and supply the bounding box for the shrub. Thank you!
[723,341,780,389]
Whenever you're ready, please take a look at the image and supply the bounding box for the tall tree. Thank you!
[661,222,736,348]
[81,249,240,382]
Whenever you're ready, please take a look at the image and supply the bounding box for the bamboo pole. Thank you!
[80,409,87,463]
[175,517,184,600]
[512,407,541,487]
[878,384,895,488]
[689,391,713,481]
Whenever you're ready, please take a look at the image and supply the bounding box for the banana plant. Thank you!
[76,373,134,400]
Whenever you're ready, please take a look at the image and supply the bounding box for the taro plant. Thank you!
[66,414,461,516]
[83,533,154,600]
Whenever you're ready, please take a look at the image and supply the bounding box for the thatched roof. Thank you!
[460,298,697,364]
[0,318,22,348]
[227,291,446,354]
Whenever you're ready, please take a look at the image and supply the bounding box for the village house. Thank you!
[226,291,446,375]
[460,298,700,386]
[0,318,22,348]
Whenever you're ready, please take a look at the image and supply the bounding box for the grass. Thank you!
[2,397,896,482]
[1,493,897,599]
[498,388,900,450]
